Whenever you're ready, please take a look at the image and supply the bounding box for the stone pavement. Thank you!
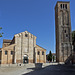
[0,64,35,75]
[0,64,75,75]
[22,64,75,75]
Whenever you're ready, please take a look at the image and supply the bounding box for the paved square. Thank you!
[0,64,75,75]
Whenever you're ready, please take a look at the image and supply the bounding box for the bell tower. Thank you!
[55,1,72,62]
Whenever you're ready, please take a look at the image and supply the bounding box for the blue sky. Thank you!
[0,0,75,54]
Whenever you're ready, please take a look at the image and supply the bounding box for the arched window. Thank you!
[42,51,44,55]
[25,34,28,37]
[65,30,66,33]
[5,51,7,55]
[65,4,67,9]
[66,34,68,37]
[63,4,65,9]
[60,4,62,9]
[37,51,40,55]
[11,51,13,55]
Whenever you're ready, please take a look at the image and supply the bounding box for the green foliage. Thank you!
[72,31,75,44]
[0,27,2,29]
[0,27,3,37]
[47,51,52,62]
[47,55,50,61]
[53,56,55,62]
[0,33,2,37]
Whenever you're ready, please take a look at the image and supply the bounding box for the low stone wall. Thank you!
[35,63,43,69]
[0,63,35,67]
[0,63,60,67]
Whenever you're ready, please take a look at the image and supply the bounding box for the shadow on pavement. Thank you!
[22,64,75,75]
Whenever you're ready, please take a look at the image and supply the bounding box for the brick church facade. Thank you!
[0,31,46,64]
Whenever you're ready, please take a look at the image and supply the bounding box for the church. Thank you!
[0,31,46,64]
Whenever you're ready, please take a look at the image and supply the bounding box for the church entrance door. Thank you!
[23,55,28,64]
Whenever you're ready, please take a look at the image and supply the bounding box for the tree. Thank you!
[49,51,52,62]
[0,27,3,37]
[47,54,50,61]
[72,31,75,45]
[53,56,55,62]
[47,51,52,62]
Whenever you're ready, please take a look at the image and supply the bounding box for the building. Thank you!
[73,41,75,52]
[52,53,56,62]
[0,31,46,64]
[72,38,75,64]
[55,1,72,62]
[0,48,1,64]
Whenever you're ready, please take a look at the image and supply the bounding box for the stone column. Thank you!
[44,51,46,63]
[35,48,37,63]
[39,51,41,63]
[14,35,17,64]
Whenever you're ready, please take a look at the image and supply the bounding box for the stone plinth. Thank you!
[35,63,43,69]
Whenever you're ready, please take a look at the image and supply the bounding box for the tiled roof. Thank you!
[46,53,56,56]
[3,39,12,43]
[52,53,56,55]
[57,1,70,3]
[36,45,46,50]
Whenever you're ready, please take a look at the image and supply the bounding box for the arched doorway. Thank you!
[23,55,28,64]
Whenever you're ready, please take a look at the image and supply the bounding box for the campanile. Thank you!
[55,1,72,62]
